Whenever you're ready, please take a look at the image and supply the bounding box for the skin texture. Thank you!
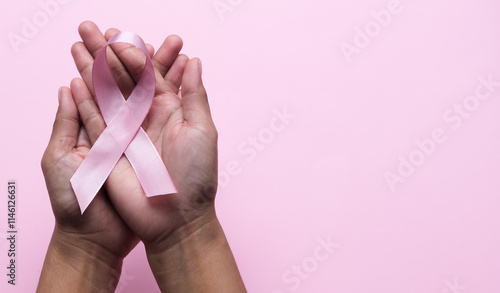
[38,21,246,293]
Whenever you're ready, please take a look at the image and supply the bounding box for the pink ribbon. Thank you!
[70,32,177,213]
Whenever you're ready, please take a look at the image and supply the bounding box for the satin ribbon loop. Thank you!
[70,32,177,214]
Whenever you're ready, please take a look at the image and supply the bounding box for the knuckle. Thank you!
[83,110,101,127]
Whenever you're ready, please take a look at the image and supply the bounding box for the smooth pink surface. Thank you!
[1,0,500,292]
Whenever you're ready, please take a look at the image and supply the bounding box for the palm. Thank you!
[154,103,217,235]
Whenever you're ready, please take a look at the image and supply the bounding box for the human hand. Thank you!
[71,21,217,246]
[38,85,139,292]
[71,21,245,292]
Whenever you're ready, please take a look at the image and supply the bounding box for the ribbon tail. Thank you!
[125,128,177,196]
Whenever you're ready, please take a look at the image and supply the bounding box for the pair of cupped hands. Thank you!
[38,21,244,293]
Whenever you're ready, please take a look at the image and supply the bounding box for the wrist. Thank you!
[53,225,124,266]
[144,207,219,254]
[37,227,123,293]
[145,209,246,292]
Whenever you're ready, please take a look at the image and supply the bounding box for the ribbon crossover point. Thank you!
[70,32,177,214]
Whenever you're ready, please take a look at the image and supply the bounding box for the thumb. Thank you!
[180,58,213,125]
[48,87,80,150]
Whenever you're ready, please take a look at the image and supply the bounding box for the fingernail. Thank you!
[198,58,202,76]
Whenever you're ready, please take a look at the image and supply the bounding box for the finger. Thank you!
[146,44,155,58]
[49,87,80,150]
[78,21,136,97]
[104,28,155,58]
[164,54,189,94]
[104,28,149,82]
[105,28,181,94]
[141,68,183,139]
[70,78,106,144]
[104,27,167,104]
[76,125,92,149]
[78,21,107,57]
[71,41,96,97]
[152,35,183,77]
[103,28,178,99]
[180,58,213,124]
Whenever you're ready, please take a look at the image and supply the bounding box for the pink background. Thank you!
[2,0,500,292]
